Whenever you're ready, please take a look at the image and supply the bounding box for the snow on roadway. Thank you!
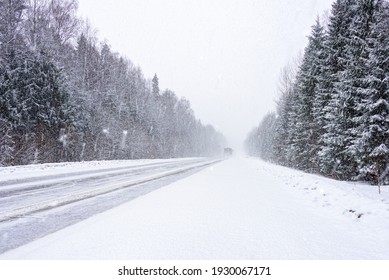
[0,158,200,183]
[1,157,388,259]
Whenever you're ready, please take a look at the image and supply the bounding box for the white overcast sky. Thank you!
[77,0,334,151]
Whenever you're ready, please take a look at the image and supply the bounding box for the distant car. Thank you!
[224,147,233,156]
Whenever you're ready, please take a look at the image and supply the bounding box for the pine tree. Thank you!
[152,73,159,96]
[273,62,298,166]
[291,19,326,172]
[0,118,15,165]
[0,46,75,164]
[257,113,277,161]
[333,0,380,180]
[32,51,76,162]
[356,0,389,184]
[318,0,358,179]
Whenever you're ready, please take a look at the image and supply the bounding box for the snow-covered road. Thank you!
[0,158,220,222]
[0,158,221,253]
[1,157,388,259]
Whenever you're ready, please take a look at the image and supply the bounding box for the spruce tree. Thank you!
[318,0,358,179]
[0,118,14,166]
[356,0,389,184]
[152,73,159,96]
[273,63,298,166]
[334,0,379,179]
[291,19,326,172]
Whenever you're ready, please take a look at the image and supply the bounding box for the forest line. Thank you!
[245,0,388,186]
[0,0,226,166]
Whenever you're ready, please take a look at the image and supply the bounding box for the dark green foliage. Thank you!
[246,0,389,185]
[0,47,75,164]
[0,0,225,166]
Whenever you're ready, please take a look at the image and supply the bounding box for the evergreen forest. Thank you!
[0,0,226,166]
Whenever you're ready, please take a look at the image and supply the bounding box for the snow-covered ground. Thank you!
[1,157,388,259]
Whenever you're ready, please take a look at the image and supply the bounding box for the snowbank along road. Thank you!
[1,156,389,259]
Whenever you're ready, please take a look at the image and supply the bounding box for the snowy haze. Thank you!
[77,0,334,150]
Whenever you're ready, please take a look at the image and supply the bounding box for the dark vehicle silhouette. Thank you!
[224,147,233,156]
